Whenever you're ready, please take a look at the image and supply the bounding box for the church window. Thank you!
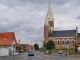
[58,40,60,45]
[62,41,64,45]
[72,40,74,45]
[67,41,69,44]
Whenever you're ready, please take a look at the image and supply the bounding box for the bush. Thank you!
[24,49,27,52]
[70,48,74,50]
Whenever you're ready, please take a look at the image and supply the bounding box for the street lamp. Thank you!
[73,37,78,56]
[18,39,20,54]
[13,48,14,59]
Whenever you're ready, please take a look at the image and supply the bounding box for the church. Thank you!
[43,1,80,49]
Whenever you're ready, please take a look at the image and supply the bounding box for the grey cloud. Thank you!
[69,0,80,6]
[0,0,24,7]
[76,15,80,19]
[58,21,63,23]
[0,0,72,8]
[52,0,71,6]
[0,0,80,47]
[19,0,71,6]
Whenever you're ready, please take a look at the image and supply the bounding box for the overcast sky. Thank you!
[0,0,80,47]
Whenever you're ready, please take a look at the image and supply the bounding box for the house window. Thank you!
[58,40,60,45]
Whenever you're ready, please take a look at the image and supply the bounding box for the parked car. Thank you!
[28,50,34,56]
[58,50,63,54]
[19,50,24,53]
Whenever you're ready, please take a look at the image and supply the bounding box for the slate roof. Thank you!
[49,30,76,37]
[78,33,80,37]
[0,32,19,46]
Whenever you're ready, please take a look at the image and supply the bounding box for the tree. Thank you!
[46,40,55,54]
[34,43,39,50]
[73,43,79,53]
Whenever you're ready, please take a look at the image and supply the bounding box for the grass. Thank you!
[46,49,74,53]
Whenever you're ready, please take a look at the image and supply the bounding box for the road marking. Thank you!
[45,59,50,60]
[40,57,43,58]
[45,55,48,56]
[20,53,27,60]
[37,55,44,59]
[37,56,40,57]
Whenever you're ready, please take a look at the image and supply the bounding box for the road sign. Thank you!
[64,42,69,49]
[65,42,69,44]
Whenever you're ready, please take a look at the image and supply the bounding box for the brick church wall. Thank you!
[49,38,76,49]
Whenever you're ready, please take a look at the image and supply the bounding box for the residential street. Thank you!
[0,51,80,60]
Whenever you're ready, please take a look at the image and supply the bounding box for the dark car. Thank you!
[28,50,34,56]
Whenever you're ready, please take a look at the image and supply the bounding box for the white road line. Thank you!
[37,55,44,59]
[37,56,40,57]
[45,59,50,60]
[40,57,44,58]
[45,55,48,56]
[20,53,27,60]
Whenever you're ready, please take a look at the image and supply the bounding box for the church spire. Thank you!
[47,0,52,14]
[44,0,54,26]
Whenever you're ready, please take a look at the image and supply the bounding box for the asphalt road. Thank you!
[0,51,80,60]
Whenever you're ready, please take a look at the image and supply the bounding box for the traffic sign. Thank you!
[65,42,69,44]
[64,42,69,49]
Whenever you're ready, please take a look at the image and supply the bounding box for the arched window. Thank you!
[62,41,64,45]
[58,40,60,45]
[72,40,74,45]
[67,41,69,44]
[66,39,70,44]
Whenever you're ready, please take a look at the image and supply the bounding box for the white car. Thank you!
[58,50,63,54]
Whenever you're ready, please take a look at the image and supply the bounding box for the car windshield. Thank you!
[29,50,34,53]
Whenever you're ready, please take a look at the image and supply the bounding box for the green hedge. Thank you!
[23,49,27,52]
[46,49,74,53]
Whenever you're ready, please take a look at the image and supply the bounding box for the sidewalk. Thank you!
[43,52,80,57]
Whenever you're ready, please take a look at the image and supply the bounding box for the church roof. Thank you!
[78,33,80,37]
[49,30,76,37]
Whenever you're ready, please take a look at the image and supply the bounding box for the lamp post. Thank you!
[75,38,76,56]
[12,40,16,59]
[73,37,78,56]
[13,48,14,59]
[31,41,32,46]
[18,39,20,54]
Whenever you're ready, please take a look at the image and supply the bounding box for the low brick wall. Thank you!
[68,52,80,55]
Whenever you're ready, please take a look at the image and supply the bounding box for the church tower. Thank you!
[44,0,54,43]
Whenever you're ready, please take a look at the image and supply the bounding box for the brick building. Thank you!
[43,1,80,49]
[20,44,31,51]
